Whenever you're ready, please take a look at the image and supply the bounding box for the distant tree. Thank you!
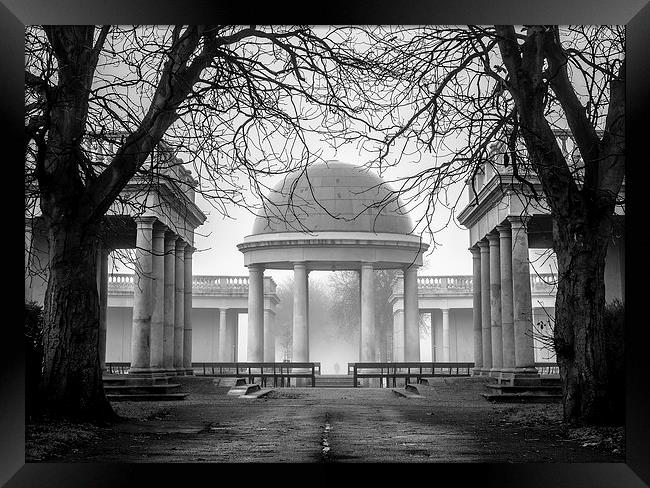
[328,269,398,361]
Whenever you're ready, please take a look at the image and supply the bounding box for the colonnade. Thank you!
[469,216,537,377]
[126,216,195,376]
[245,262,421,364]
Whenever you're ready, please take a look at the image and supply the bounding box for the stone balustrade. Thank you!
[109,273,276,296]
[392,273,557,296]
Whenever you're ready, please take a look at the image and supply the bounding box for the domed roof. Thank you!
[251,161,414,235]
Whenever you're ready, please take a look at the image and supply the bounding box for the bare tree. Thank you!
[348,25,625,424]
[24,25,382,421]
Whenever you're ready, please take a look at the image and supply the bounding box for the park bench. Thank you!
[191,362,321,387]
[350,362,475,387]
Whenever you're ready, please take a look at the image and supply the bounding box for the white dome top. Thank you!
[251,161,414,235]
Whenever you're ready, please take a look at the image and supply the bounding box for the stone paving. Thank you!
[54,377,624,463]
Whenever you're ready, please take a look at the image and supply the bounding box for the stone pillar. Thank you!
[130,216,156,374]
[247,264,265,362]
[441,308,450,362]
[183,245,194,374]
[470,245,482,375]
[403,266,420,361]
[487,232,503,375]
[360,263,376,362]
[430,312,436,362]
[264,309,275,362]
[98,247,110,372]
[163,232,176,372]
[497,224,515,372]
[508,216,538,374]
[292,262,309,362]
[218,308,228,361]
[478,239,492,374]
[393,309,404,362]
[173,239,186,373]
[149,224,166,373]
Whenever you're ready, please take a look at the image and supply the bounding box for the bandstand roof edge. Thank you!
[237,231,430,271]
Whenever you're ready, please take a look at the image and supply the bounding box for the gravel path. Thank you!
[29,377,624,463]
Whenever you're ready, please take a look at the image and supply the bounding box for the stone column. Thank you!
[470,245,482,374]
[173,239,186,373]
[508,216,538,374]
[292,262,309,362]
[487,232,503,375]
[497,224,515,372]
[360,263,376,362]
[264,309,275,362]
[183,245,194,374]
[163,232,176,372]
[478,239,492,374]
[441,308,450,362]
[393,309,404,362]
[149,224,166,373]
[98,247,110,372]
[403,266,420,361]
[130,216,156,374]
[218,308,228,361]
[247,264,265,362]
[430,312,436,362]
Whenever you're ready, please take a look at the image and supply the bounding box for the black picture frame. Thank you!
[4,1,649,486]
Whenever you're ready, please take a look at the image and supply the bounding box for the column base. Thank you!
[488,368,503,378]
[127,368,170,380]
[498,370,541,386]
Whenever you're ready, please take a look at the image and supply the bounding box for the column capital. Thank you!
[486,232,500,245]
[507,215,531,228]
[495,223,511,235]
[175,238,187,251]
[153,222,168,238]
[184,245,195,257]
[360,261,375,270]
[469,245,481,256]
[292,261,307,270]
[134,215,158,228]
[248,264,265,273]
[477,239,490,251]
[441,307,450,315]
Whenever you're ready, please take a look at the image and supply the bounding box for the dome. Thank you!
[251,161,414,235]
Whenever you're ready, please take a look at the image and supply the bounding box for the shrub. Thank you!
[25,301,44,421]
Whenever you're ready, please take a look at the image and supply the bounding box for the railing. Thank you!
[534,362,559,375]
[105,362,130,374]
[191,362,321,387]
[349,362,475,388]
[108,274,277,295]
[391,273,557,295]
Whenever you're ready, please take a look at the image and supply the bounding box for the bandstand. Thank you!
[237,161,429,364]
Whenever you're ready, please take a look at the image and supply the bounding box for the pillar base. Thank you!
[489,368,503,378]
[498,370,540,386]
[127,368,169,379]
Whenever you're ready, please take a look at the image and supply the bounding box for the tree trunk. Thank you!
[553,214,617,425]
[40,220,115,422]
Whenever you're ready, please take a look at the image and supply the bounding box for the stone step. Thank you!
[486,384,562,395]
[102,375,171,386]
[392,386,425,399]
[482,393,562,403]
[104,383,182,395]
[227,383,261,396]
[314,375,356,388]
[106,392,189,402]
